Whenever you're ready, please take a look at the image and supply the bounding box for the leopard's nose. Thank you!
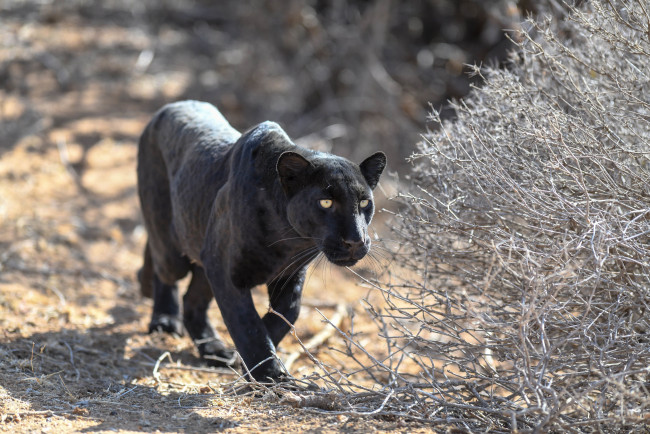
[343,238,366,258]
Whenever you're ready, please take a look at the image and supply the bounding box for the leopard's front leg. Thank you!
[263,268,306,347]
[203,257,286,382]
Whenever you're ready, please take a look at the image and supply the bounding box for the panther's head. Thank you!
[277,149,386,266]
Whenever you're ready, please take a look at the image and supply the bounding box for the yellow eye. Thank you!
[360,199,370,208]
[319,199,333,209]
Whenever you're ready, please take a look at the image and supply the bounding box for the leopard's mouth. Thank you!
[321,249,362,267]
[329,257,360,267]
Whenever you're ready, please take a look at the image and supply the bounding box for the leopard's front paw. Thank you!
[200,342,239,368]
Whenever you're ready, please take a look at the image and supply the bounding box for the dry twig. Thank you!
[283,303,347,371]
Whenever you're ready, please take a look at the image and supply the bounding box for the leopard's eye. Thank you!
[319,199,333,209]
[359,199,370,208]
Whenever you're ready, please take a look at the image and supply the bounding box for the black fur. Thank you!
[137,100,386,381]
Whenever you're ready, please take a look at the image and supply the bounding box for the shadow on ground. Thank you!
[1,302,241,432]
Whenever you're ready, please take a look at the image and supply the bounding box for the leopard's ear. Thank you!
[277,151,313,195]
[359,152,386,190]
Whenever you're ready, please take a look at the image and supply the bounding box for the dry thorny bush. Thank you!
[275,1,650,431]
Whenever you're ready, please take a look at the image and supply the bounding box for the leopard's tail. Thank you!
[137,241,153,298]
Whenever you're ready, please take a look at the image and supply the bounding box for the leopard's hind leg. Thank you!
[137,117,191,336]
[139,236,190,336]
[183,265,237,367]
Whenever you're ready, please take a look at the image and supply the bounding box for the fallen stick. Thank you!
[141,361,237,376]
[283,303,347,371]
[56,137,85,193]
[152,351,171,384]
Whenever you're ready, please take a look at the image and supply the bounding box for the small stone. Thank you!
[199,386,212,394]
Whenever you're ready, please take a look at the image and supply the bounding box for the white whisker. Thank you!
[267,235,322,248]
[268,246,320,297]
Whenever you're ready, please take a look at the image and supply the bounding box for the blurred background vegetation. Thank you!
[1,0,566,171]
